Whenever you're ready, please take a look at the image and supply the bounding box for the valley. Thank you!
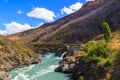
[0,0,120,80]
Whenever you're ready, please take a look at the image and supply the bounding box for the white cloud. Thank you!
[27,7,56,22]
[17,10,24,14]
[35,22,44,28]
[61,7,74,14]
[0,30,8,35]
[38,22,44,26]
[86,0,95,1]
[70,2,83,11]
[0,22,32,35]
[61,2,83,15]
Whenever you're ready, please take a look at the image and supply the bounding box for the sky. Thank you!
[0,0,94,35]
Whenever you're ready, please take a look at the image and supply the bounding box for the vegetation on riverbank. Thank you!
[55,22,120,80]
[83,31,120,80]
[33,42,65,53]
[0,35,40,72]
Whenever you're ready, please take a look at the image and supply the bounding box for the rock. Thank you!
[55,59,76,73]
[54,46,67,57]
[56,45,81,58]
[55,63,72,73]
[55,44,107,80]
[55,45,81,73]
[0,71,11,80]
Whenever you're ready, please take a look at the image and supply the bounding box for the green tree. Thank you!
[102,22,112,42]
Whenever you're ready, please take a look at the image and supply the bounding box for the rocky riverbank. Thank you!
[55,43,110,80]
[0,49,40,80]
[0,40,40,80]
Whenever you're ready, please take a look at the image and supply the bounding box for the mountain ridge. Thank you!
[10,0,120,43]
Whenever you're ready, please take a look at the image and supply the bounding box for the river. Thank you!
[9,53,70,80]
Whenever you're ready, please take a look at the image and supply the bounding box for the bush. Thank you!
[112,48,120,69]
[111,48,120,80]
[81,40,97,54]
[102,22,112,42]
[81,40,111,69]
[79,76,84,80]
[0,40,4,46]
[91,40,109,58]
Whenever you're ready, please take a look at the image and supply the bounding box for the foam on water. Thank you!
[31,65,58,80]
[13,73,30,80]
[9,53,70,80]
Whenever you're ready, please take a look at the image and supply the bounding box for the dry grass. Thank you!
[108,31,120,51]
[94,31,120,51]
[108,42,120,51]
[66,56,76,62]
[9,36,21,41]
[0,45,3,49]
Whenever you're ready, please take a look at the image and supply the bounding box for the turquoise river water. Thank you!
[9,53,70,80]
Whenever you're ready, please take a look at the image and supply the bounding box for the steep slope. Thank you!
[0,35,40,80]
[0,35,40,71]
[10,0,120,43]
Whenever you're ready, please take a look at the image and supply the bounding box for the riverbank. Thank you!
[0,39,40,80]
[55,43,109,80]
[55,32,120,80]
[0,51,40,80]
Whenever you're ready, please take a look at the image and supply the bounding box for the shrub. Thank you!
[112,48,120,69]
[79,76,84,80]
[102,22,112,42]
[111,48,120,80]
[81,40,111,69]
[81,40,97,54]
[0,40,4,46]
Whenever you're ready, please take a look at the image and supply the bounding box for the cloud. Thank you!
[17,10,24,14]
[61,2,83,15]
[36,22,44,28]
[27,7,56,22]
[0,22,32,35]
[86,0,95,1]
[61,7,74,14]
[38,22,44,26]
[0,30,8,35]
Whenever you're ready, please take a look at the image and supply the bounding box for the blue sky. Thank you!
[0,0,94,35]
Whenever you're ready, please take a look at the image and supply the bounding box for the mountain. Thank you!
[10,0,120,43]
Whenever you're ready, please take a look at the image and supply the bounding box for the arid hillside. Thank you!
[10,0,120,43]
